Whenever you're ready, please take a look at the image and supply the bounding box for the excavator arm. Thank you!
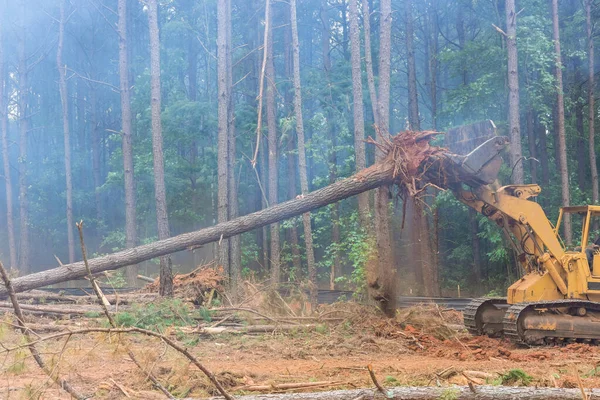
[436,132,600,344]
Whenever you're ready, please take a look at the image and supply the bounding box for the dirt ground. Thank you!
[2,303,600,399]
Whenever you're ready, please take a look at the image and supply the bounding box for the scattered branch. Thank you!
[76,220,175,399]
[0,261,86,399]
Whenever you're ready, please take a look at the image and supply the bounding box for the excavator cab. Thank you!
[559,206,600,276]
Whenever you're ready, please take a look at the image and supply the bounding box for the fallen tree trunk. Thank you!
[0,156,398,297]
[203,386,600,400]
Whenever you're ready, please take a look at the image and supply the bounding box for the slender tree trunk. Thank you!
[266,4,280,285]
[428,0,439,130]
[226,0,241,295]
[469,209,482,284]
[118,0,137,286]
[362,0,379,127]
[552,0,572,244]
[537,115,550,186]
[506,0,523,184]
[374,0,397,315]
[284,12,302,279]
[57,0,75,265]
[90,88,103,224]
[0,14,17,271]
[290,0,317,309]
[17,0,30,275]
[217,0,230,272]
[588,0,599,208]
[349,0,370,231]
[526,108,537,184]
[406,0,419,131]
[148,0,172,296]
[320,0,341,290]
[575,63,586,192]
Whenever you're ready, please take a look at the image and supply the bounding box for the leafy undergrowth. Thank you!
[112,298,213,331]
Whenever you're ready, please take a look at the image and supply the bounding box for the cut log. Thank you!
[201,386,600,400]
[1,153,398,297]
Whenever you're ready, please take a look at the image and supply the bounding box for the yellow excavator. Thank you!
[435,122,600,345]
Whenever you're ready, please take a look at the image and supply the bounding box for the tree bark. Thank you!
[526,108,537,184]
[57,0,76,265]
[506,0,523,184]
[362,0,378,127]
[148,0,172,296]
[552,0,572,244]
[0,11,17,271]
[266,3,280,285]
[204,386,600,400]
[428,0,439,130]
[118,0,137,286]
[17,0,30,275]
[226,0,241,295]
[320,0,341,290]
[90,87,103,224]
[284,14,302,279]
[217,0,230,272]
[0,156,400,297]
[406,0,419,131]
[588,0,599,208]
[290,0,317,308]
[348,0,370,231]
[374,0,397,316]
[537,115,550,186]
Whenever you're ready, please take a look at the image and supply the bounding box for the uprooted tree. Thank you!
[1,132,466,311]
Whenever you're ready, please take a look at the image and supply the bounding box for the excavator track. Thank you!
[463,297,507,336]
[502,300,600,345]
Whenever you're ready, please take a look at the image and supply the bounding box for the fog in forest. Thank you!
[0,0,596,297]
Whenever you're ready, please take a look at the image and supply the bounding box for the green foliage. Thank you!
[500,369,533,386]
[113,299,212,332]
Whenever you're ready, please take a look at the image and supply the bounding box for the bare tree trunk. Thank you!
[319,0,341,290]
[588,0,599,209]
[406,0,419,131]
[2,155,401,296]
[362,0,378,127]
[283,15,302,279]
[266,4,280,285]
[575,63,587,192]
[469,208,482,284]
[537,116,550,186]
[17,0,30,275]
[90,88,103,223]
[428,0,439,130]
[349,0,370,231]
[526,108,537,184]
[374,0,397,315]
[226,0,241,295]
[148,0,172,296]
[0,15,16,271]
[506,0,523,184]
[57,0,76,265]
[118,0,137,286]
[290,0,317,309]
[552,0,572,244]
[217,0,230,272]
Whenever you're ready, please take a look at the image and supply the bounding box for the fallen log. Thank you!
[199,324,316,335]
[3,131,497,300]
[202,386,600,400]
[0,146,399,297]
